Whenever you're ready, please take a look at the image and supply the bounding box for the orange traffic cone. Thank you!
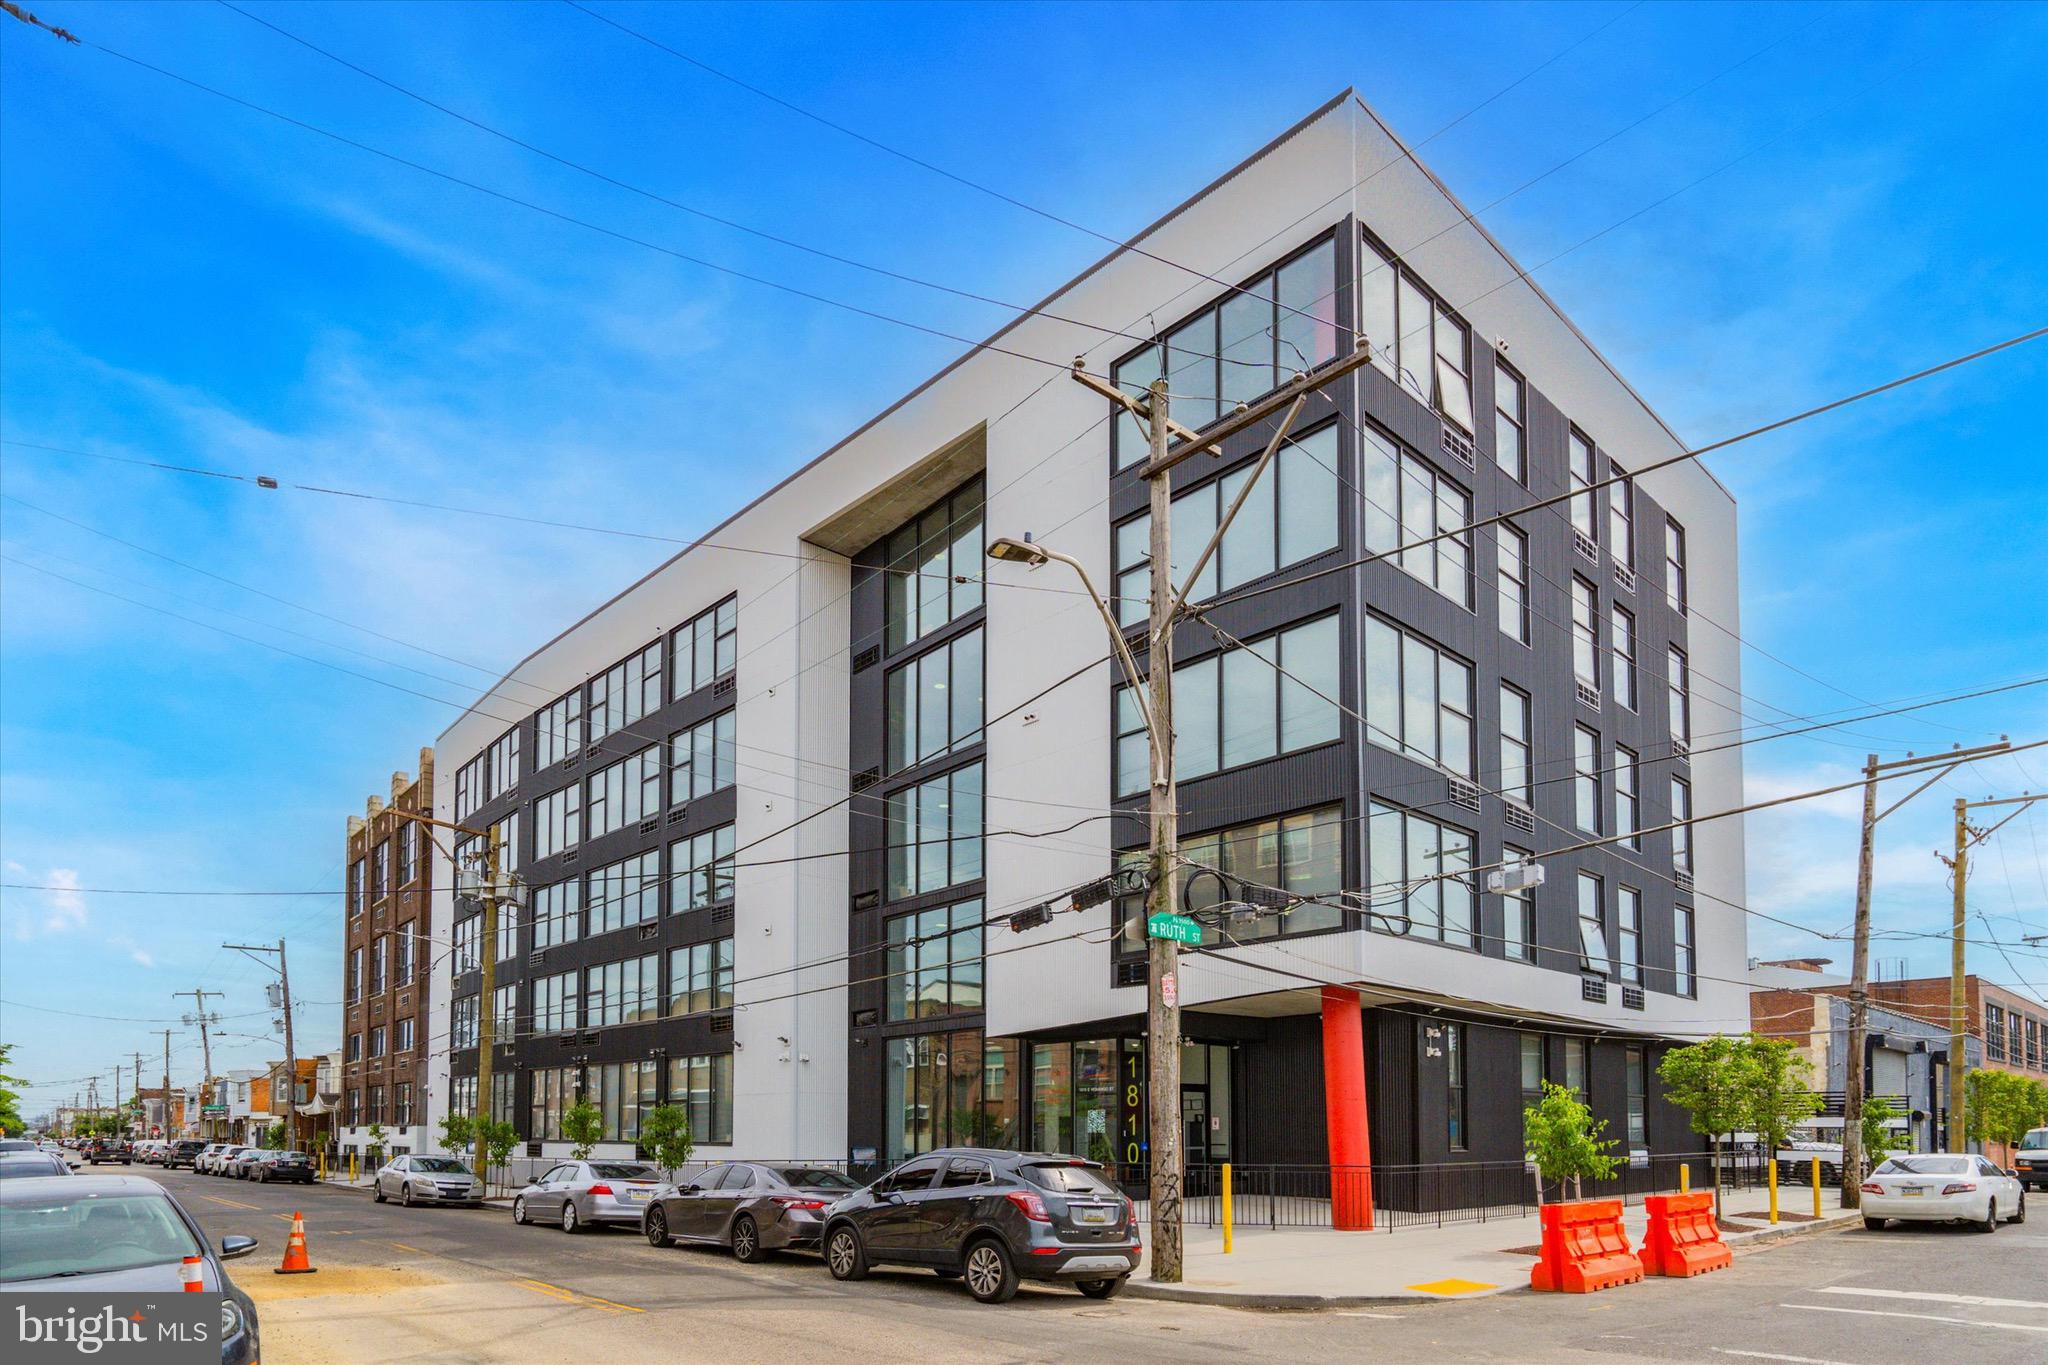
[181,1255,204,1292]
[275,1211,318,1275]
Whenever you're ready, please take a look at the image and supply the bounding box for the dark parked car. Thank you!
[821,1150,1139,1303]
[248,1150,315,1184]
[165,1139,209,1169]
[643,1163,863,1261]
[0,1174,261,1364]
[0,1151,71,1179]
[84,1139,132,1165]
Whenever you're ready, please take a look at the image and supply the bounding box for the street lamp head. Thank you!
[986,535,1047,566]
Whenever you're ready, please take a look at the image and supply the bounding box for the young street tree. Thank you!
[639,1104,693,1183]
[561,1100,604,1162]
[1860,1096,1908,1169]
[1523,1081,1622,1202]
[1658,1034,1759,1214]
[481,1119,518,1195]
[437,1111,474,1157]
[1746,1037,1823,1160]
[1965,1070,2048,1157]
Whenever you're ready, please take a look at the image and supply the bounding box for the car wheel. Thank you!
[374,1183,386,1204]
[962,1239,1019,1305]
[1862,1215,1886,1231]
[1979,1199,1998,1234]
[401,1183,415,1209]
[513,1196,530,1226]
[825,1226,868,1281]
[2014,1192,2026,1224]
[731,1215,766,1263]
[645,1207,669,1247]
[1077,1276,1127,1300]
[561,1201,580,1234]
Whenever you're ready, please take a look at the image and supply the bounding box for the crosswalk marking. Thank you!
[1818,1286,2048,1312]
[1784,1304,2048,1335]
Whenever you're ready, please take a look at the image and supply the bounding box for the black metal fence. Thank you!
[1162,1150,1772,1232]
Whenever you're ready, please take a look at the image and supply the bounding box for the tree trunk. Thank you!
[1711,1133,1724,1219]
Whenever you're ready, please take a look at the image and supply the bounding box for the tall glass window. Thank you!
[1664,517,1688,612]
[670,711,737,803]
[669,825,736,911]
[1577,873,1606,974]
[1497,524,1530,643]
[1612,604,1638,710]
[532,880,581,949]
[1363,616,1474,776]
[587,747,662,838]
[1667,647,1691,745]
[587,850,660,935]
[1520,1034,1545,1104]
[885,763,983,900]
[1358,234,1472,430]
[1574,725,1602,832]
[884,899,984,1021]
[1616,746,1640,848]
[1502,845,1536,962]
[671,596,738,699]
[1138,805,1343,949]
[1366,803,1475,948]
[1361,425,1473,607]
[1572,577,1600,689]
[534,784,581,860]
[1446,1023,1467,1150]
[1674,904,1696,996]
[1115,616,1339,797]
[1494,364,1526,481]
[666,938,733,1016]
[528,1067,573,1141]
[1618,886,1642,985]
[667,1054,732,1146]
[1499,684,1533,804]
[1671,777,1694,874]
[1568,429,1597,541]
[533,971,577,1033]
[883,479,983,652]
[1111,426,1340,624]
[1626,1047,1647,1145]
[584,954,659,1026]
[885,1028,990,1160]
[885,628,983,773]
[486,727,520,803]
[588,1060,659,1141]
[1609,468,1635,567]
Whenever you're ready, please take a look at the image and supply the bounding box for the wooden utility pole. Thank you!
[475,824,502,1182]
[1837,741,2008,1202]
[223,940,299,1147]
[131,1051,145,1134]
[161,1030,173,1135]
[176,988,219,1139]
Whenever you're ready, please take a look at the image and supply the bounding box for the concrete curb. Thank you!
[1122,1207,1858,1311]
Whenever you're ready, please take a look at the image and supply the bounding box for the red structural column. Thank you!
[1321,986,1374,1230]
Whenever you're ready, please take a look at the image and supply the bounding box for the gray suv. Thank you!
[821,1149,1138,1303]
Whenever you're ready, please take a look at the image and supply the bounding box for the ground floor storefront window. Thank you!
[884,1029,1019,1160]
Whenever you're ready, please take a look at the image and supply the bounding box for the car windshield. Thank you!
[1021,1162,1121,1195]
[776,1168,860,1190]
[0,1191,204,1282]
[411,1158,470,1174]
[2023,1129,2048,1149]
[1874,1156,1971,1176]
[588,1164,655,1180]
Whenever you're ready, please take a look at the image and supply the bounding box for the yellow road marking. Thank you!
[515,1279,642,1315]
[202,1195,263,1211]
[388,1242,428,1254]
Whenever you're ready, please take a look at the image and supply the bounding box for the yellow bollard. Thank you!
[1812,1156,1822,1219]
[1222,1163,1234,1255]
[1768,1155,1779,1224]
[1679,1162,1690,1193]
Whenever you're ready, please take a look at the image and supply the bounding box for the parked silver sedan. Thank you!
[643,1163,863,1261]
[374,1155,483,1207]
[512,1160,663,1233]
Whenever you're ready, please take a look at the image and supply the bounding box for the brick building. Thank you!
[1814,974,2048,1082]
[340,750,434,1161]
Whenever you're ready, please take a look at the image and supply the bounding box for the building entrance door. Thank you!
[1182,1087,1209,1168]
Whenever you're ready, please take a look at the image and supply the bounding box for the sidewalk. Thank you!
[1125,1187,1859,1308]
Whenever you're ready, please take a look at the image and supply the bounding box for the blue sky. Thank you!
[2,0,2044,1116]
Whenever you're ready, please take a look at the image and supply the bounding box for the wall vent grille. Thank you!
[1573,531,1599,563]
[1504,803,1536,834]
[1440,425,1476,468]
[1581,976,1608,1004]
[1575,680,1601,712]
[852,646,882,673]
[1622,985,1645,1011]
[1114,959,1148,988]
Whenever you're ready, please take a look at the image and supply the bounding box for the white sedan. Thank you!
[1860,1153,2026,1232]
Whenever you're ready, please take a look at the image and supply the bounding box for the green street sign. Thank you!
[201,1105,227,1116]
[1146,912,1202,944]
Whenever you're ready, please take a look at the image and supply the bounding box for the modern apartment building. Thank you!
[339,752,435,1161]
[426,91,1746,1182]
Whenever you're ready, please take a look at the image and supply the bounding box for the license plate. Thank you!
[1075,1206,1113,1225]
[1901,1186,1922,1197]
[625,1189,652,1203]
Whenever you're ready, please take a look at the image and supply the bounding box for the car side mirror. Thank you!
[219,1236,259,1261]
[881,1189,903,1205]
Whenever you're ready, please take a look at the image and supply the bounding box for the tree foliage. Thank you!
[480,1119,519,1194]
[561,1100,605,1161]
[639,1104,694,1182]
[1745,1037,1823,1152]
[1523,1081,1621,1199]
[1965,1070,2048,1150]
[438,1112,475,1156]
[262,1120,287,1150]
[1860,1096,1908,1165]
[0,1044,26,1136]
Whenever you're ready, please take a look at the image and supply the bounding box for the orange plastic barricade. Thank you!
[1638,1191,1731,1277]
[1529,1199,1643,1293]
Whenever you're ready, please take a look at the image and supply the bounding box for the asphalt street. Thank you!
[134,1164,2045,1364]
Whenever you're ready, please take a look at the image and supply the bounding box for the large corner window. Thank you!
[1366,802,1475,948]
[885,762,983,901]
[667,938,733,1016]
[885,628,983,773]
[884,479,983,653]
[1121,806,1341,951]
[671,710,737,803]
[1363,616,1474,777]
[671,596,738,699]
[1112,237,1339,470]
[1112,425,1340,625]
[1115,615,1338,797]
[1359,233,1473,432]
[885,899,984,1021]
[1361,424,1473,608]
[669,1053,733,1146]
